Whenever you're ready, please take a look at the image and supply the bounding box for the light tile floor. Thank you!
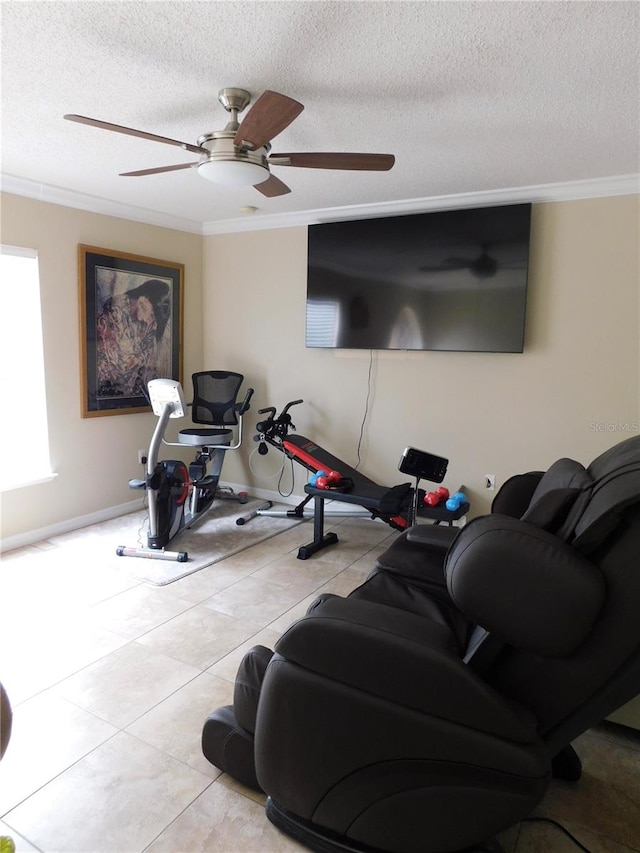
[0,513,638,853]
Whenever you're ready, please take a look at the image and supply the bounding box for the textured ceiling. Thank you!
[1,1,639,231]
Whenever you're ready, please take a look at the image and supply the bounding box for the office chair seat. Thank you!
[178,427,233,447]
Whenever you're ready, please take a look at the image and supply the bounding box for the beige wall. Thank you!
[204,195,639,515]
[0,193,203,542]
[1,192,638,544]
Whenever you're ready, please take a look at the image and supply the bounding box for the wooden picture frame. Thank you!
[79,245,184,417]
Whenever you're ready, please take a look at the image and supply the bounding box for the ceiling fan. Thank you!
[64,88,395,198]
[419,245,525,280]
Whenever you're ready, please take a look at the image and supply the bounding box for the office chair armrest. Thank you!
[237,388,254,415]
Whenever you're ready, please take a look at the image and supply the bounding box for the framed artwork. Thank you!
[79,245,184,417]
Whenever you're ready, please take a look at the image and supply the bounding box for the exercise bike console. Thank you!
[148,378,187,419]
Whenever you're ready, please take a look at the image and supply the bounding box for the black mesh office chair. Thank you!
[177,370,253,504]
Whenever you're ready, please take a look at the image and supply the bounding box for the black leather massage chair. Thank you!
[202,435,640,853]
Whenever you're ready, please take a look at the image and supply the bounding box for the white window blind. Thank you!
[0,246,54,490]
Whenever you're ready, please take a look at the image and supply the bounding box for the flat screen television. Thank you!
[306,203,532,352]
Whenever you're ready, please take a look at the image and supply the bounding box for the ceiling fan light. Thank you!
[197,159,269,187]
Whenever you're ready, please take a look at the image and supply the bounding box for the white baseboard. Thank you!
[0,498,144,554]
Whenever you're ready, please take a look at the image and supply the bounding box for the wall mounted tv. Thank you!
[306,203,532,353]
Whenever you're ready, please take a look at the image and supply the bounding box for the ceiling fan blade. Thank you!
[270,152,395,171]
[234,91,304,149]
[120,163,198,177]
[254,173,291,197]
[64,114,204,155]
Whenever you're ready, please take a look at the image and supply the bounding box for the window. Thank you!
[0,246,54,490]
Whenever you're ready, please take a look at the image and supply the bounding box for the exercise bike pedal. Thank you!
[191,474,218,492]
[128,478,146,490]
[193,475,216,487]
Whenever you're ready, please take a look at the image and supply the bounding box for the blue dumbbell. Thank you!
[445,491,467,511]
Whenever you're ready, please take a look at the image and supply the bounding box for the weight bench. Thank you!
[273,435,413,560]
[250,401,462,560]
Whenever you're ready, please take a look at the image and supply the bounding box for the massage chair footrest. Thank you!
[201,705,262,792]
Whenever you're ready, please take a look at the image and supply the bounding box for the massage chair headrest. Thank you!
[511,436,640,553]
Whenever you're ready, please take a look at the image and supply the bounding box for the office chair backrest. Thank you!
[191,371,244,426]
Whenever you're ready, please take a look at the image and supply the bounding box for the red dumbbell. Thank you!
[424,486,450,507]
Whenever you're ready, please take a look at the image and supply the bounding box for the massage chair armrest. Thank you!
[276,595,537,742]
[446,515,606,657]
[406,523,460,550]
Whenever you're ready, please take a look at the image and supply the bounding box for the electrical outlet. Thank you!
[138,449,147,465]
[485,474,496,491]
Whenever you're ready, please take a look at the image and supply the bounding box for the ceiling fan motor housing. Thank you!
[196,130,270,186]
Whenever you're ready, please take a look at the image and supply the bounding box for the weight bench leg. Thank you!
[297,495,338,560]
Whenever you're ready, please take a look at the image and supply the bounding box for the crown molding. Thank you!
[203,174,640,234]
[0,174,203,234]
[2,172,637,237]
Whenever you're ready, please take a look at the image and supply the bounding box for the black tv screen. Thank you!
[306,203,532,352]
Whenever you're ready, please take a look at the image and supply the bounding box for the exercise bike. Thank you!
[117,371,253,562]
